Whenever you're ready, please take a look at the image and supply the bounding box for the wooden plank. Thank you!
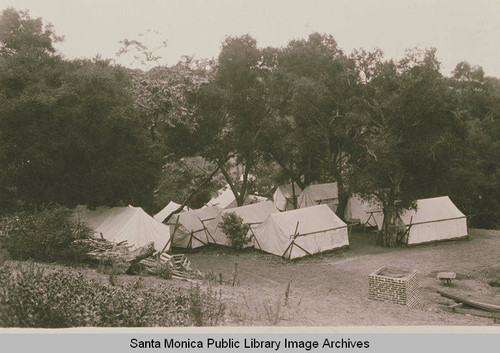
[437,291,500,313]
[442,306,500,320]
[437,272,456,280]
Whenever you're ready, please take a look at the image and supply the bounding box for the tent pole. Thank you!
[282,241,294,260]
[293,221,300,237]
[198,216,216,244]
[365,212,375,228]
[191,229,207,246]
[282,221,300,260]
[188,231,193,249]
[399,216,413,244]
[249,227,261,249]
[161,217,179,254]
[292,242,312,257]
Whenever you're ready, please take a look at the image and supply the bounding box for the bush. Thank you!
[155,262,173,280]
[0,262,226,327]
[188,284,226,326]
[1,206,92,264]
[219,212,251,249]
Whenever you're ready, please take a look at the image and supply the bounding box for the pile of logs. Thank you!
[76,238,201,281]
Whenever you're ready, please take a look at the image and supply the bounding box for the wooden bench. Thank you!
[437,272,456,284]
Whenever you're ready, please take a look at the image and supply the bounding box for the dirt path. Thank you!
[185,228,500,326]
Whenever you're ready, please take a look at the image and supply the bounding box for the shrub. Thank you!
[0,262,226,327]
[188,284,226,326]
[218,212,251,249]
[1,206,92,264]
[155,262,173,280]
[97,257,130,276]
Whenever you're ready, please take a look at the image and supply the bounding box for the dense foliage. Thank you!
[1,7,499,243]
[0,8,162,213]
[219,212,251,249]
[0,262,226,327]
[1,206,92,263]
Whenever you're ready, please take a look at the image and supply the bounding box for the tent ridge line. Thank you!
[290,225,348,238]
[403,215,467,227]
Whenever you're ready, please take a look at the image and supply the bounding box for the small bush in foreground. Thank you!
[0,262,226,327]
[1,206,92,264]
[188,284,226,326]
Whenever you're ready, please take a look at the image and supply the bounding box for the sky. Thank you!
[1,0,500,77]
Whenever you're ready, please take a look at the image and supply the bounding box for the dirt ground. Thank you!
[4,228,498,327]
[182,228,500,326]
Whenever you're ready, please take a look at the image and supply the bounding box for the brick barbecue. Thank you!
[368,266,419,306]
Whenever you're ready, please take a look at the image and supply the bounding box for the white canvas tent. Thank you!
[252,204,349,260]
[153,201,191,223]
[297,183,338,212]
[74,205,170,252]
[206,185,268,209]
[166,206,222,249]
[397,196,467,245]
[273,183,302,211]
[205,186,236,209]
[205,201,279,247]
[344,194,384,229]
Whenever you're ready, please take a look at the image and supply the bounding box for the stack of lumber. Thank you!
[140,252,203,281]
[76,238,201,281]
[78,238,155,264]
[79,238,133,261]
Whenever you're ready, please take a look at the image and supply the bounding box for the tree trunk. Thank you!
[216,159,244,206]
[335,178,349,220]
[291,178,298,209]
[381,198,398,247]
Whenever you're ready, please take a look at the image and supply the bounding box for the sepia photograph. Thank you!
[0,0,499,335]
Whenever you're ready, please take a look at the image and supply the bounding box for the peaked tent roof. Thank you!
[166,205,222,248]
[168,206,222,232]
[205,187,236,209]
[400,196,465,225]
[398,196,467,244]
[205,201,279,247]
[206,186,269,210]
[74,205,116,230]
[269,203,345,236]
[273,183,302,211]
[297,182,339,211]
[252,204,349,259]
[75,205,170,252]
[154,201,191,223]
